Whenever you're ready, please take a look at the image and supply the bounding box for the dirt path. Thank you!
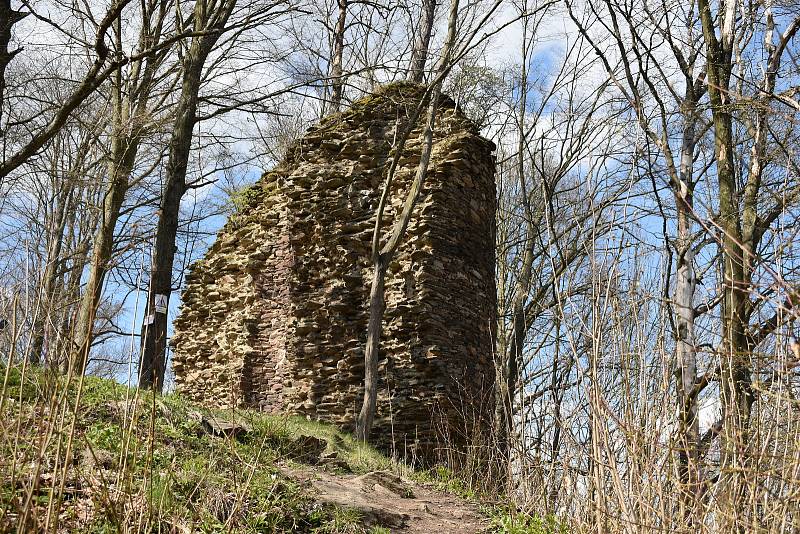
[281,466,490,533]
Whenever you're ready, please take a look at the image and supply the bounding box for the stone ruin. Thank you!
[171,82,497,461]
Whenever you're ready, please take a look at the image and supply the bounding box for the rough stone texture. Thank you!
[171,82,496,461]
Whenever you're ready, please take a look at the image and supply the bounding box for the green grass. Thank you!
[410,465,481,501]
[0,365,388,532]
[0,364,561,533]
[484,505,569,534]
[410,463,568,533]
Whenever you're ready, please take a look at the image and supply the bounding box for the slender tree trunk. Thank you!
[355,91,441,440]
[355,0,460,442]
[138,176,185,392]
[358,255,386,439]
[328,0,348,113]
[588,303,606,532]
[408,0,436,82]
[495,239,533,457]
[674,93,701,518]
[71,72,138,375]
[59,228,91,373]
[494,12,532,470]
[138,0,234,392]
[71,165,134,373]
[31,187,72,364]
[138,61,202,392]
[71,175,131,372]
[70,0,167,374]
[698,0,753,524]
[547,312,570,511]
[0,0,27,125]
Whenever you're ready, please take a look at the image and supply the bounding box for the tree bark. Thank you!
[0,0,27,125]
[328,0,348,113]
[697,0,753,524]
[355,0,460,443]
[138,0,235,392]
[357,255,386,440]
[674,90,700,518]
[59,225,91,372]
[494,8,533,472]
[408,0,436,82]
[138,61,201,392]
[71,152,135,374]
[31,185,72,365]
[355,91,441,440]
[71,0,168,374]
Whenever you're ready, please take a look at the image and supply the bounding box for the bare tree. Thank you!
[71,0,175,374]
[0,0,133,181]
[696,1,800,524]
[408,0,436,82]
[0,0,27,125]
[355,0,466,442]
[30,127,102,366]
[138,0,240,391]
[138,0,301,391]
[356,0,506,442]
[566,0,712,517]
[327,0,349,112]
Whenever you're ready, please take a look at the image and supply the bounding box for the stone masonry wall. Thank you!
[171,82,496,461]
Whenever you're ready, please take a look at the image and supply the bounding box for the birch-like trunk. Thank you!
[674,94,700,517]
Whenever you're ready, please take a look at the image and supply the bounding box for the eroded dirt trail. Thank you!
[281,466,489,533]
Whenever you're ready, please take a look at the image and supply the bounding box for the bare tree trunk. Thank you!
[70,0,168,374]
[139,0,235,392]
[355,90,442,440]
[697,0,753,524]
[31,186,72,364]
[71,162,133,373]
[674,90,701,519]
[408,0,436,82]
[494,8,532,471]
[566,0,712,517]
[355,0,460,443]
[0,0,27,125]
[59,224,91,373]
[138,62,201,392]
[494,192,534,470]
[359,255,386,439]
[328,0,348,113]
[588,300,607,532]
[547,311,571,511]
[72,70,138,373]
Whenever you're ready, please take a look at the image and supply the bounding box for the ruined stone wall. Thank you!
[171,83,496,460]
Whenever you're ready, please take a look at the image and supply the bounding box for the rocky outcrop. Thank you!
[171,82,496,461]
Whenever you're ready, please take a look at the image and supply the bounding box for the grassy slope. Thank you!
[0,364,398,533]
[0,365,564,533]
